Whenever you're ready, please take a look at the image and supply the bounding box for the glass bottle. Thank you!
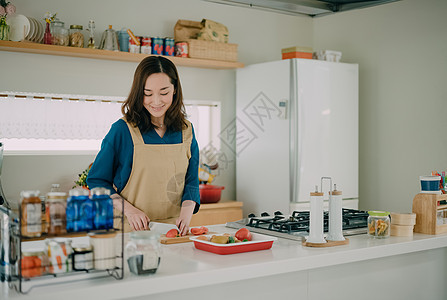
[86,20,95,49]
[99,25,119,51]
[0,17,10,41]
[367,211,390,238]
[43,21,52,44]
[91,187,113,230]
[69,25,84,47]
[46,192,67,235]
[125,231,161,275]
[51,19,69,46]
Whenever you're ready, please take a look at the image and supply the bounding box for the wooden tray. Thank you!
[160,232,216,244]
[302,238,350,248]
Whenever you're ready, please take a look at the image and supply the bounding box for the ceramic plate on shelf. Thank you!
[6,14,30,41]
[26,17,36,41]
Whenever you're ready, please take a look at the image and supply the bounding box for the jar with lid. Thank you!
[51,19,69,46]
[66,188,94,232]
[45,238,73,273]
[91,187,113,230]
[20,190,42,238]
[367,211,390,238]
[72,243,93,271]
[125,231,161,275]
[21,250,47,278]
[46,192,67,235]
[69,25,84,47]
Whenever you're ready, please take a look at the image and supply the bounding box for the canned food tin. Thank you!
[175,42,188,57]
[141,36,152,54]
[151,37,163,55]
[163,38,174,56]
[129,36,141,54]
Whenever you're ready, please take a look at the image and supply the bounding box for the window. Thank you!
[0,92,221,155]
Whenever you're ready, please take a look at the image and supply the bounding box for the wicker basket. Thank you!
[187,39,238,62]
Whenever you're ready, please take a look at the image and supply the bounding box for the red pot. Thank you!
[199,184,225,204]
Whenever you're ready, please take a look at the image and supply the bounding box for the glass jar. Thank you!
[46,192,67,235]
[69,25,84,47]
[20,190,42,238]
[91,187,113,230]
[125,231,161,275]
[66,188,93,232]
[72,244,93,271]
[21,250,46,278]
[45,238,73,274]
[51,19,69,46]
[368,211,390,238]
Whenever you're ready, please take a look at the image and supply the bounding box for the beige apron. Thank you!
[116,118,192,232]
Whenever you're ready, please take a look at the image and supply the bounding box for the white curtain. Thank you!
[0,92,124,140]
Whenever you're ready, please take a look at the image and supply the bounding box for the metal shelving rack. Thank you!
[2,199,124,294]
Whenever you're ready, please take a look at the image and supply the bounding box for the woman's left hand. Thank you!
[176,200,195,236]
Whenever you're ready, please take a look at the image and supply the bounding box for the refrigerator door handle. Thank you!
[290,60,300,204]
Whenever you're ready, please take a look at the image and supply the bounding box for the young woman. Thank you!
[87,56,200,235]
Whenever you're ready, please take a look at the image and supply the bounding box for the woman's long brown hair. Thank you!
[121,56,187,132]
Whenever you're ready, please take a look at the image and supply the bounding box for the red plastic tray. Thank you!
[189,233,277,255]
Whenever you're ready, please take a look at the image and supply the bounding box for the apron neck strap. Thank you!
[122,117,145,145]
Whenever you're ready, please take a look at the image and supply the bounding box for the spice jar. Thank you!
[368,211,390,238]
[46,192,67,235]
[69,25,84,47]
[72,244,93,271]
[91,187,113,230]
[21,250,46,278]
[20,190,42,238]
[51,19,69,46]
[125,231,161,275]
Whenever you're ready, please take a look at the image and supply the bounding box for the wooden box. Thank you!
[412,193,447,235]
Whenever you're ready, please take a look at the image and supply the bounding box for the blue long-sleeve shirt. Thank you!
[87,119,200,213]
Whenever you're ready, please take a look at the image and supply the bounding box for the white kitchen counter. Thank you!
[2,225,447,300]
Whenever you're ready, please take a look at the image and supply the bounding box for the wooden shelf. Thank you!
[0,40,244,69]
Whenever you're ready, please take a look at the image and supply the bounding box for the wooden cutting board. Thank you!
[160,232,215,244]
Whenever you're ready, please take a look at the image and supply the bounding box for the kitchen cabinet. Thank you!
[0,41,244,69]
[189,201,243,226]
[2,226,447,300]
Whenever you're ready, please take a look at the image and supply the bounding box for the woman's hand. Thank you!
[111,193,150,231]
[176,200,195,236]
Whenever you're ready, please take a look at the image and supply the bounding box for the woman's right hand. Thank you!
[124,205,150,231]
[111,193,150,231]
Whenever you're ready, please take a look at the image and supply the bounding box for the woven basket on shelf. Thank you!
[187,39,238,62]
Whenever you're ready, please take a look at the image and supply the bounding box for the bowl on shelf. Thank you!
[199,184,225,204]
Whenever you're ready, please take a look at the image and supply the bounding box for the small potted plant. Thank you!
[73,163,92,190]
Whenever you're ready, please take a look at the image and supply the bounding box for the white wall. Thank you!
[313,0,447,212]
[0,0,312,203]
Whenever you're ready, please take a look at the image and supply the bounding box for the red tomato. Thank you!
[191,226,209,235]
[235,228,252,241]
[166,228,179,238]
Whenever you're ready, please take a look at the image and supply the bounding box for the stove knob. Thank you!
[261,212,270,217]
[247,213,256,218]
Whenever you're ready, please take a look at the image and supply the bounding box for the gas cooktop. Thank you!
[226,208,369,241]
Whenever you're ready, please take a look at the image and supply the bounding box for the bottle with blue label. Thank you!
[91,187,113,230]
[66,188,94,232]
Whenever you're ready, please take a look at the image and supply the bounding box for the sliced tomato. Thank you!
[190,226,209,235]
[166,228,179,238]
[235,228,252,241]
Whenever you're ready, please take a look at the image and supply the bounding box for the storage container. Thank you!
[367,211,390,238]
[125,231,161,275]
[420,175,441,194]
[187,39,238,62]
[281,46,313,60]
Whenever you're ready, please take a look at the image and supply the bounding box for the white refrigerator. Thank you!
[236,58,358,217]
